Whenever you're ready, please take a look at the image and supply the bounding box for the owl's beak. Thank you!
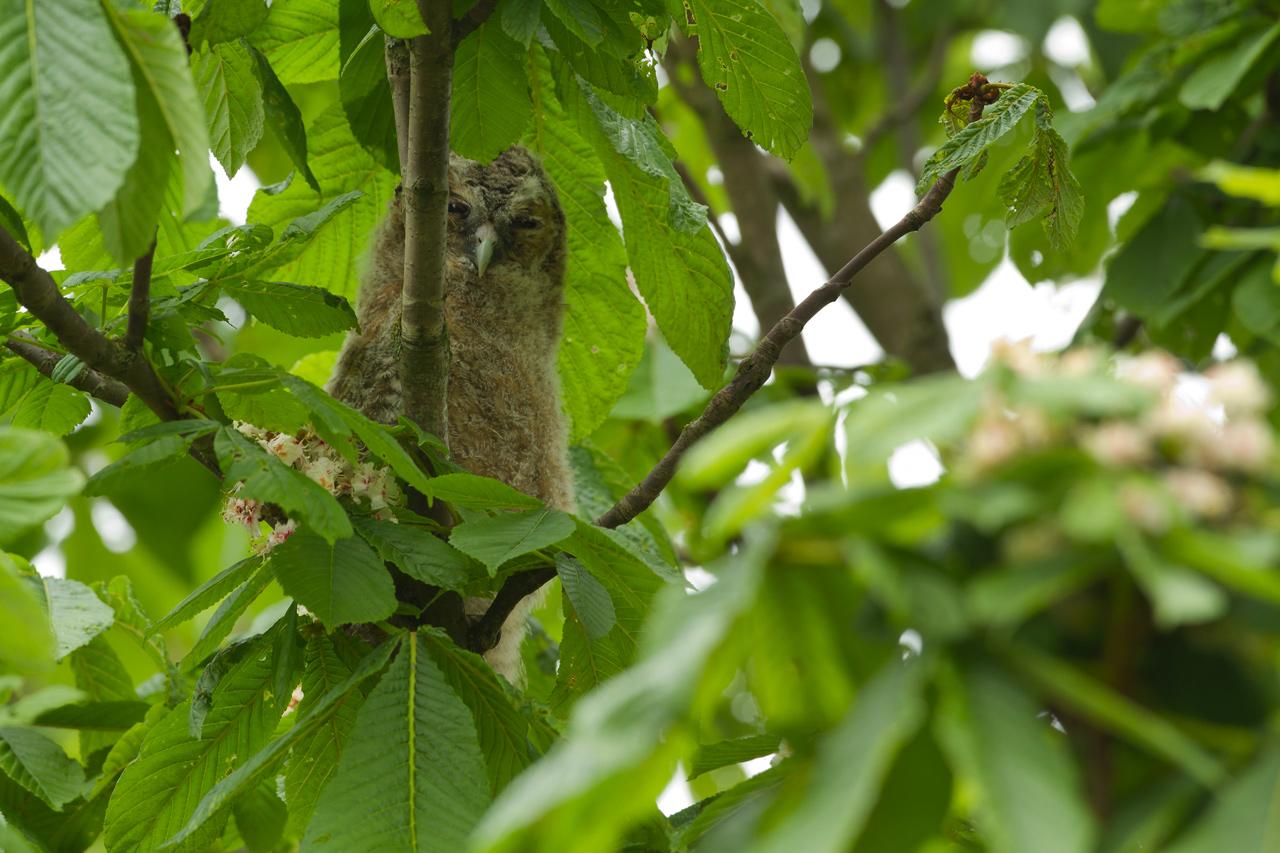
[474,222,498,278]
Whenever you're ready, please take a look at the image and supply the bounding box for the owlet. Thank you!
[327,147,573,683]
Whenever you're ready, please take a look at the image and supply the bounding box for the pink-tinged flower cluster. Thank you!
[222,423,403,550]
[966,341,1276,531]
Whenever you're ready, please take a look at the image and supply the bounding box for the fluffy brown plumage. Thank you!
[328,147,572,682]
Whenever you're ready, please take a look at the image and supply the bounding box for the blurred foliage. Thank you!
[1,0,1280,850]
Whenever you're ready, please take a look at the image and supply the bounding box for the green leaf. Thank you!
[270,529,397,627]
[304,633,491,850]
[104,630,288,852]
[223,279,357,336]
[183,560,274,666]
[998,104,1083,251]
[1007,647,1224,786]
[369,0,427,38]
[0,727,86,810]
[528,53,644,439]
[0,554,55,671]
[501,0,541,45]
[852,729,954,853]
[153,555,264,633]
[421,629,541,794]
[684,0,812,159]
[189,0,270,47]
[473,545,765,853]
[1202,161,1280,205]
[1118,530,1227,629]
[0,0,138,238]
[247,44,321,191]
[250,0,340,84]
[193,41,266,176]
[1101,195,1204,319]
[83,434,189,497]
[917,84,1040,193]
[936,660,1095,853]
[247,105,396,299]
[561,72,733,389]
[752,660,926,853]
[103,6,213,221]
[450,507,576,574]
[688,734,780,781]
[9,381,90,435]
[282,375,435,495]
[67,635,138,759]
[543,0,604,46]
[214,426,353,542]
[283,634,361,835]
[356,517,483,590]
[339,25,399,170]
[36,577,115,661]
[425,471,542,510]
[842,374,983,467]
[451,18,532,162]
[168,640,396,848]
[1164,744,1280,853]
[679,399,831,489]
[1179,22,1280,111]
[556,554,616,640]
[233,784,287,853]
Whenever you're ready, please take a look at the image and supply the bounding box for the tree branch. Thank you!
[469,567,555,653]
[385,37,410,173]
[0,224,222,475]
[452,0,497,47]
[125,237,157,352]
[400,0,453,444]
[4,335,130,407]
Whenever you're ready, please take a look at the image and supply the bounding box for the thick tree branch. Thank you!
[400,0,454,443]
[125,237,157,351]
[469,567,555,653]
[5,335,130,407]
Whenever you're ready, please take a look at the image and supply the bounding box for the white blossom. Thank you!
[1117,350,1180,393]
[1206,361,1271,415]
[1162,469,1232,520]
[1082,422,1151,467]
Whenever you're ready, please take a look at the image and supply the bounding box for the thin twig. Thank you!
[400,0,453,443]
[474,80,997,644]
[125,237,157,351]
[5,335,130,407]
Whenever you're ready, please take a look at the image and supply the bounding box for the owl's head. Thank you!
[446,148,566,288]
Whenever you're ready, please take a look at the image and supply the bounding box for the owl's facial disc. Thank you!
[474,222,498,278]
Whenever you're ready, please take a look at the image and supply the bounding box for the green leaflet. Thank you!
[451,19,533,163]
[0,425,85,545]
[528,50,645,440]
[304,633,491,851]
[449,507,576,575]
[558,68,733,390]
[193,41,266,177]
[103,630,287,852]
[917,84,1040,192]
[998,102,1084,251]
[339,25,399,171]
[247,105,396,300]
[222,279,357,337]
[0,0,138,238]
[684,0,813,160]
[249,0,340,85]
[269,529,396,628]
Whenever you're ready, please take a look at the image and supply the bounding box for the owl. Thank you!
[327,147,573,682]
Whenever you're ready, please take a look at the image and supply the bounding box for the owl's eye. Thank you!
[448,200,470,216]
[511,216,540,230]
